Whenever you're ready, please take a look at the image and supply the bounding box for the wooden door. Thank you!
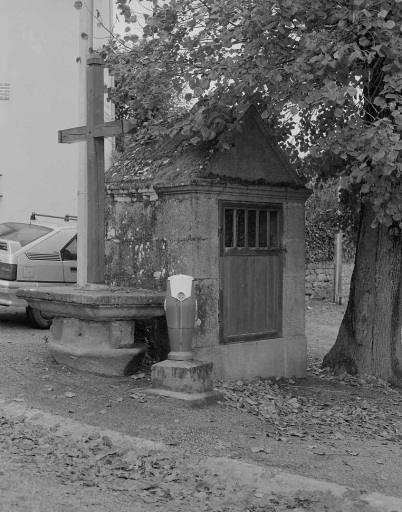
[220,202,283,343]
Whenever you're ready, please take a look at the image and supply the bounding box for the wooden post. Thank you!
[77,0,94,286]
[86,56,106,283]
[333,231,343,304]
[58,57,137,285]
[76,0,114,286]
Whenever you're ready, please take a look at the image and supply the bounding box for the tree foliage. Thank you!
[106,0,402,231]
[104,0,402,383]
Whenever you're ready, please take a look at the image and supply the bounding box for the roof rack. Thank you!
[30,212,78,222]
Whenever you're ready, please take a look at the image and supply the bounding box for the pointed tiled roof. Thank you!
[106,105,304,189]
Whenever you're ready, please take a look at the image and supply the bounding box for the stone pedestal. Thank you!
[50,316,144,376]
[17,285,165,376]
[149,360,220,404]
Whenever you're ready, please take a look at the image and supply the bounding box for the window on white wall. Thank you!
[0,82,8,197]
[0,83,10,100]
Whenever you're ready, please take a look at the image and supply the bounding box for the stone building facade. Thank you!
[105,106,311,381]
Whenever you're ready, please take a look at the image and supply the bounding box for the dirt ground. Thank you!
[0,301,401,505]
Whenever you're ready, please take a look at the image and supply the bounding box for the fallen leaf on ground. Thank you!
[216,375,402,444]
[102,436,113,448]
[131,372,146,380]
[251,447,268,453]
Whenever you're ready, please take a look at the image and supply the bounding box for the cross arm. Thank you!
[92,118,137,138]
[58,119,137,144]
[58,125,87,144]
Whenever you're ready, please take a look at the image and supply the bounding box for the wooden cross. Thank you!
[58,56,136,285]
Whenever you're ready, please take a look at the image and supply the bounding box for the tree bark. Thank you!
[323,202,402,385]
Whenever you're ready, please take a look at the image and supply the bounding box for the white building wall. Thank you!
[0,0,113,224]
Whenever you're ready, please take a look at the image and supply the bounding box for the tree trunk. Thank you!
[323,201,402,385]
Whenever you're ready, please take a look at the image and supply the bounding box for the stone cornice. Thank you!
[106,182,311,202]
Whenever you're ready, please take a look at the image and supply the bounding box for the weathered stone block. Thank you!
[149,359,220,403]
[312,288,329,300]
[282,281,305,337]
[195,335,307,381]
[164,236,219,280]
[284,202,306,240]
[51,340,145,377]
[151,360,214,393]
[51,317,135,350]
[283,239,306,276]
[49,316,146,376]
[193,278,220,347]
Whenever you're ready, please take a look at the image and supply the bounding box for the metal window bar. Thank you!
[267,211,270,249]
[270,211,279,247]
[233,208,237,248]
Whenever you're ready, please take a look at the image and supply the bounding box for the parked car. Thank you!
[0,214,77,328]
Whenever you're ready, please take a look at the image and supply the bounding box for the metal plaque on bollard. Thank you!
[165,274,196,361]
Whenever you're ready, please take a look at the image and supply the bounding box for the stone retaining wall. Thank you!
[305,261,354,302]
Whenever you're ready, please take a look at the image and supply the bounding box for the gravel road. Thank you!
[0,303,401,511]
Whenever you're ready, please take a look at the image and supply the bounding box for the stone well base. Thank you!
[50,317,145,377]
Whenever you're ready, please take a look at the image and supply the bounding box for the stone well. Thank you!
[18,285,165,376]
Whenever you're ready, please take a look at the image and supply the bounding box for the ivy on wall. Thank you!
[305,183,356,264]
[305,223,334,263]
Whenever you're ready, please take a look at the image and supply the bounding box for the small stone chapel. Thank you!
[105,105,311,381]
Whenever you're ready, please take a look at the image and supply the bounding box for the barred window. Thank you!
[224,206,280,250]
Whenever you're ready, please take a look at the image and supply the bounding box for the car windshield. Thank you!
[0,223,53,247]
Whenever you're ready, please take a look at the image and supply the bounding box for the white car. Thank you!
[0,214,77,328]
